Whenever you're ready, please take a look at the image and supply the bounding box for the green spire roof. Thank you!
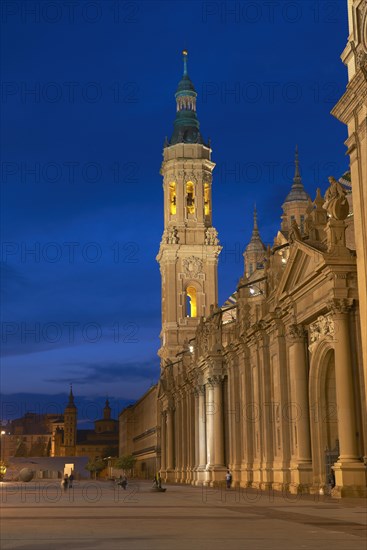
[175,50,196,95]
[169,51,206,146]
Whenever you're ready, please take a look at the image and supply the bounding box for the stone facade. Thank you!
[331,0,367,442]
[155,36,367,497]
[122,5,367,498]
[119,385,158,478]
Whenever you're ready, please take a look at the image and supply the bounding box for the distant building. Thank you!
[55,388,119,460]
[2,389,119,462]
[119,385,158,478]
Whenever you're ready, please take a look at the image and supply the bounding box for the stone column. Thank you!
[212,376,225,467]
[198,386,206,468]
[226,361,235,469]
[166,407,174,471]
[289,325,312,461]
[329,299,366,497]
[194,390,200,470]
[175,397,182,478]
[205,383,215,467]
[190,391,196,478]
[181,393,188,481]
[160,411,166,472]
[330,300,359,461]
[288,324,312,491]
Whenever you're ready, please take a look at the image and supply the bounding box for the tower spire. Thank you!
[252,204,259,235]
[283,146,309,204]
[183,49,188,76]
[294,144,301,183]
[244,205,266,278]
[67,384,76,409]
[169,51,205,146]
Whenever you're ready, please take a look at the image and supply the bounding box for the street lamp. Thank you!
[0,430,6,480]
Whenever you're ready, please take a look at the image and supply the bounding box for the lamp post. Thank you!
[0,430,6,480]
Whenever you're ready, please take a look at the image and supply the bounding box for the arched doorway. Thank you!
[309,344,339,489]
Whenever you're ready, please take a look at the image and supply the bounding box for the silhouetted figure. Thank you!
[117,475,128,490]
[226,470,232,489]
[62,474,69,491]
[68,473,74,488]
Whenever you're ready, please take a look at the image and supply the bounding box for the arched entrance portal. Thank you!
[309,344,339,489]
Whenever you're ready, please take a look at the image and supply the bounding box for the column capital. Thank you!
[327,298,354,316]
[287,323,307,342]
[195,384,205,396]
[207,375,223,387]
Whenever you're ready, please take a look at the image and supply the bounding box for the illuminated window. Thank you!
[204,183,210,216]
[186,286,197,317]
[169,183,176,215]
[186,182,195,215]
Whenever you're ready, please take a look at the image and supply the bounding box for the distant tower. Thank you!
[281,146,310,235]
[63,385,77,456]
[95,398,118,434]
[157,50,221,364]
[103,398,111,420]
[243,206,266,278]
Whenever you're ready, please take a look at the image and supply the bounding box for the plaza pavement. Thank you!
[0,479,366,549]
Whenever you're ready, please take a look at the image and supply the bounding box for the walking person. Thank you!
[68,473,74,488]
[62,474,69,491]
[121,475,128,490]
[225,470,232,489]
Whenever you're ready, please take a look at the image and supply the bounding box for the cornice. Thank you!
[331,71,367,123]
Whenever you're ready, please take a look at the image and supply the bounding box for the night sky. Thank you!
[1,0,349,423]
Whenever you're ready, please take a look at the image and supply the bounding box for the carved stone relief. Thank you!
[183,256,203,278]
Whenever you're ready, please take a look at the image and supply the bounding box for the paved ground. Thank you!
[0,480,366,549]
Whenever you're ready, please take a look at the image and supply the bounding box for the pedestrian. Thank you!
[121,475,128,490]
[154,472,162,489]
[62,474,69,491]
[68,473,74,488]
[225,470,232,489]
[157,472,162,489]
[328,468,336,491]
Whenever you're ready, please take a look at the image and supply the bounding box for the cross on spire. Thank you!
[183,49,188,75]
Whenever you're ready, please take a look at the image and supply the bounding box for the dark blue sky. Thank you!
[1,1,349,420]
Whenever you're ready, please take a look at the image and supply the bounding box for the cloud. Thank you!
[44,358,160,386]
[0,262,29,298]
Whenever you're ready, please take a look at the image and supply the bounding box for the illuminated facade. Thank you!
[123,2,367,498]
[154,38,367,497]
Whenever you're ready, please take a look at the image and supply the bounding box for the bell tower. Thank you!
[62,385,77,456]
[157,51,221,365]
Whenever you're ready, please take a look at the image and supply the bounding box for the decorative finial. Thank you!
[182,49,188,76]
[253,204,258,231]
[252,202,259,237]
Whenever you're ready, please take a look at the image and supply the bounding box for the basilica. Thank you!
[120,0,367,497]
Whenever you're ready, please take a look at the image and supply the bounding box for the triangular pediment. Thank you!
[276,241,324,297]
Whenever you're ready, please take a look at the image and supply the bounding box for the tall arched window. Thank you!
[186,286,197,317]
[169,183,176,215]
[186,182,195,215]
[204,183,210,216]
